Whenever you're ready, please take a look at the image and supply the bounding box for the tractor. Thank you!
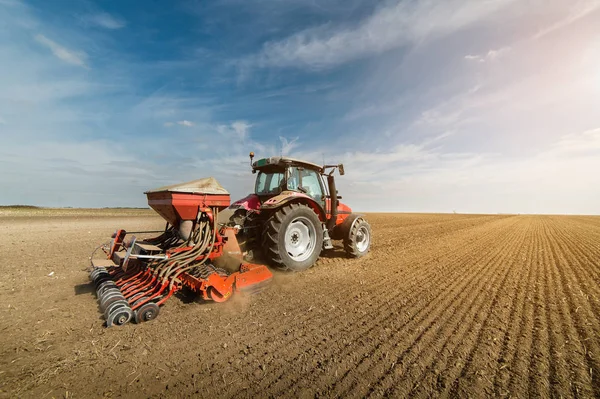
[87,153,370,326]
[222,153,372,271]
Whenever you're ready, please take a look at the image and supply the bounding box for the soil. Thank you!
[1,211,599,398]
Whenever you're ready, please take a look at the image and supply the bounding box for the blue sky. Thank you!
[1,0,599,213]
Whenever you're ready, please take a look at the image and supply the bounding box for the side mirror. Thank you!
[338,164,345,175]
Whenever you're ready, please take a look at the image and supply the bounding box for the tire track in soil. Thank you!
[294,218,524,398]
[178,217,515,397]
[220,217,518,397]
[377,217,530,398]
[427,217,534,398]
[543,217,600,397]
[538,218,588,398]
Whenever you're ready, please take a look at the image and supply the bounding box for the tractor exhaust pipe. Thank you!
[327,174,338,231]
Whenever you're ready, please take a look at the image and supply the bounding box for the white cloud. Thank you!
[34,34,87,67]
[249,0,517,69]
[164,120,195,127]
[82,12,126,30]
[464,47,511,62]
[231,121,251,140]
[327,128,600,214]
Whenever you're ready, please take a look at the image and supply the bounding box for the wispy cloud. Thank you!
[248,0,517,69]
[34,34,87,67]
[532,0,600,40]
[231,121,251,140]
[178,120,194,127]
[545,128,600,156]
[81,12,126,30]
[464,47,511,63]
[164,120,195,127]
[279,136,299,156]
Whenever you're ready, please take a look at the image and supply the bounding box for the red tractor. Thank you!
[222,153,372,271]
[87,154,370,326]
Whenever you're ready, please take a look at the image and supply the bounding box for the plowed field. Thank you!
[1,212,599,398]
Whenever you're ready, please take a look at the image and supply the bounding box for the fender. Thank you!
[229,194,261,212]
[261,191,326,221]
[330,213,364,240]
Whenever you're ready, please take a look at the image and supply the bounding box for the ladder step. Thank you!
[323,229,334,250]
[112,250,126,264]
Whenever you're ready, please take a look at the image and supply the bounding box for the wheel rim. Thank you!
[107,306,132,327]
[284,216,317,262]
[355,225,370,253]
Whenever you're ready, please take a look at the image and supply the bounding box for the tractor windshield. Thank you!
[255,171,285,195]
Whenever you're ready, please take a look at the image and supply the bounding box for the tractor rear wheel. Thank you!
[263,203,323,271]
[344,217,371,258]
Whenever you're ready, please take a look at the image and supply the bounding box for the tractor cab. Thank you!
[252,156,326,205]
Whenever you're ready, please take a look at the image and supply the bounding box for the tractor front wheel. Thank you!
[344,218,371,258]
[263,203,323,271]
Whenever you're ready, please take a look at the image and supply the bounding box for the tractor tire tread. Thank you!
[262,203,322,271]
[344,217,371,258]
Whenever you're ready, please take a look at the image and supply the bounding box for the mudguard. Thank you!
[330,213,364,240]
[229,194,261,212]
[261,191,326,221]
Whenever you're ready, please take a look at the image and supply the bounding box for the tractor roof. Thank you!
[252,157,324,173]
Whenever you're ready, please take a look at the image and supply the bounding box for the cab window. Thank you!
[288,167,323,201]
[255,171,284,195]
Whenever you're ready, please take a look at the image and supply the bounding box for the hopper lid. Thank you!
[145,177,229,195]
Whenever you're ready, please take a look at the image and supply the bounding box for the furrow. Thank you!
[543,217,600,397]
[402,218,531,398]
[538,218,585,398]
[550,217,600,289]
[224,217,519,396]
[492,217,539,397]
[548,217,600,320]
[330,218,524,398]
[503,218,542,396]
[425,217,534,397]
[526,217,552,398]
